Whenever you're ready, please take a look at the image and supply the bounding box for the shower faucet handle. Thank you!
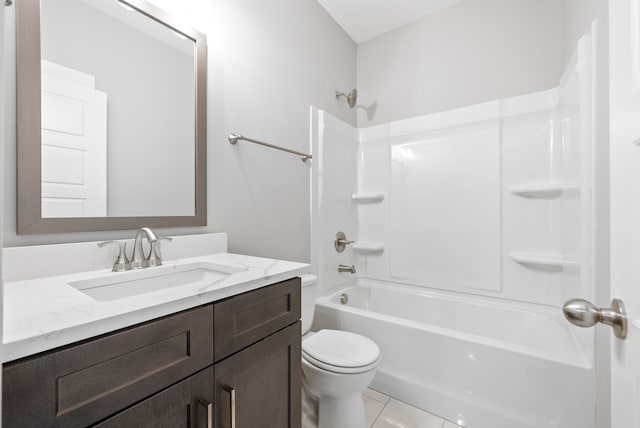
[334,231,354,252]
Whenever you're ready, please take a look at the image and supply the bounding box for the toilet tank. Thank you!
[300,274,318,334]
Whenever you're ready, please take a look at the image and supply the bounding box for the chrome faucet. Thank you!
[338,264,356,274]
[98,228,171,272]
[130,227,158,270]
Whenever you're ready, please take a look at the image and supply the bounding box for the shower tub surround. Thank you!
[311,30,596,428]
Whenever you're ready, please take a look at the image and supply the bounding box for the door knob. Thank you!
[562,298,627,339]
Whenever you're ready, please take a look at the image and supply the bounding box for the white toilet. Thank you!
[301,275,380,428]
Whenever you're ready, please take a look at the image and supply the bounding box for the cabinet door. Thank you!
[215,322,301,428]
[95,367,214,428]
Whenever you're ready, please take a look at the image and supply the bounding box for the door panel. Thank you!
[95,367,213,428]
[610,1,640,427]
[215,322,301,428]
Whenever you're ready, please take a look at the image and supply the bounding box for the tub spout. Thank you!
[338,264,356,274]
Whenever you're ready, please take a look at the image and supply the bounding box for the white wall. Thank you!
[3,0,357,263]
[356,0,565,126]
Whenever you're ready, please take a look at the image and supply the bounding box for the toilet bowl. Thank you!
[301,275,380,428]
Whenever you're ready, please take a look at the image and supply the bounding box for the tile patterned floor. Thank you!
[364,388,463,428]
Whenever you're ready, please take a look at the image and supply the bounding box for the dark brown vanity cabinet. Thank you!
[3,277,301,428]
[213,279,301,428]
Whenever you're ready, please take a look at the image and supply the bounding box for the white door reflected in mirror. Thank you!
[41,60,107,218]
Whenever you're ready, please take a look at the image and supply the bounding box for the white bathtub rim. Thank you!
[315,280,591,369]
[356,277,567,314]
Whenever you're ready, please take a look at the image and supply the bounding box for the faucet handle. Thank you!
[97,241,130,272]
[146,236,173,267]
[334,232,355,253]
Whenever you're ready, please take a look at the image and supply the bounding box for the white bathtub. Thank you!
[313,279,595,428]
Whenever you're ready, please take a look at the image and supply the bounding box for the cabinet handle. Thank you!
[198,399,213,428]
[223,385,236,428]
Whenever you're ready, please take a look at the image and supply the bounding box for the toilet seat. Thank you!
[302,329,380,374]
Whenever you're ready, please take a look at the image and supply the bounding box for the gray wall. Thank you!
[3,0,357,262]
[564,0,598,64]
[41,0,195,217]
[356,0,565,126]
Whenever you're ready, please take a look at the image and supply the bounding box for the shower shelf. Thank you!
[510,252,579,269]
[509,184,579,198]
[352,193,385,203]
[351,243,385,254]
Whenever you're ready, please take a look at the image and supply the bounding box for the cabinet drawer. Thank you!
[3,305,213,428]
[214,277,301,361]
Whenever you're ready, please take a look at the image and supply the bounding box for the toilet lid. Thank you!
[302,329,380,372]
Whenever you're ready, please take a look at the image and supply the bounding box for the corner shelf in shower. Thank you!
[351,242,385,254]
[509,184,579,198]
[352,193,385,203]
[510,252,579,269]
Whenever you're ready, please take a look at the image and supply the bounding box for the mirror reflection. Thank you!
[40,0,196,218]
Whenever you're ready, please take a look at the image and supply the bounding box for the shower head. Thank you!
[335,89,357,108]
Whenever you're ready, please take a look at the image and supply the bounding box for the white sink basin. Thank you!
[69,262,245,301]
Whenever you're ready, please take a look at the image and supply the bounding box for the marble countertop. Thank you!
[2,252,309,363]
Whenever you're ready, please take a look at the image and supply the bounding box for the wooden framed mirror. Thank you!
[16,0,207,234]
